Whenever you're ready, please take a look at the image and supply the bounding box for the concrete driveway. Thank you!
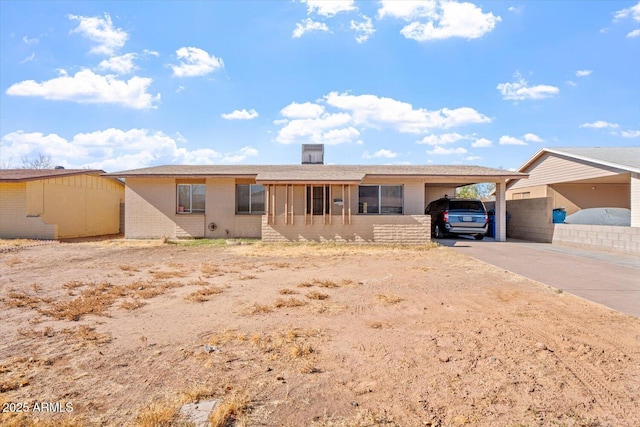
[439,237,640,318]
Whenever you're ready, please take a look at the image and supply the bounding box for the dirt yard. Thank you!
[1,238,639,427]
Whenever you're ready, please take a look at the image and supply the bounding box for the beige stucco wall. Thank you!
[506,184,548,200]
[0,175,123,239]
[632,173,640,228]
[549,183,630,215]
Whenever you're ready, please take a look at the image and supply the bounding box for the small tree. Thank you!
[20,154,54,169]
[456,183,496,200]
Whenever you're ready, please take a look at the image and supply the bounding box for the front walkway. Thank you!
[440,237,640,318]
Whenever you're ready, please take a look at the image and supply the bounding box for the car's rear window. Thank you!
[449,201,484,212]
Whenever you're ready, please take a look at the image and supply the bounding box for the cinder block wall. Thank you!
[486,197,554,242]
[262,215,430,244]
[552,224,639,256]
[0,183,57,239]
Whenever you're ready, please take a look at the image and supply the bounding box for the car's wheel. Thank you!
[474,234,485,240]
[434,224,444,238]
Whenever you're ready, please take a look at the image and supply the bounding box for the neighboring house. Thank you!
[0,169,124,239]
[506,147,640,227]
[106,160,525,243]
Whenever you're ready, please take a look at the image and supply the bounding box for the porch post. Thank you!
[632,173,640,228]
[341,185,345,225]
[495,179,507,242]
[265,185,270,225]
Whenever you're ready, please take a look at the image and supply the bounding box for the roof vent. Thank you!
[301,144,324,165]
[54,166,65,169]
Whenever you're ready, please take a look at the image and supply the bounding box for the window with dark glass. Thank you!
[358,185,403,214]
[177,184,205,213]
[236,184,265,214]
[306,185,330,215]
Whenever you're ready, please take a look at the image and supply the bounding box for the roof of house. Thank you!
[104,164,526,183]
[518,147,640,174]
[0,169,107,183]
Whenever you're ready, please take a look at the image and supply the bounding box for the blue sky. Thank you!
[1,1,638,172]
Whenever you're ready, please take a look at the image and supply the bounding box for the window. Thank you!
[358,185,403,214]
[236,184,265,214]
[306,185,330,215]
[177,184,205,213]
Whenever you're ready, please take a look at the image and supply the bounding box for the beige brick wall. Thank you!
[552,224,640,256]
[125,177,263,239]
[262,214,430,244]
[1,183,57,239]
[1,176,122,240]
[488,197,554,242]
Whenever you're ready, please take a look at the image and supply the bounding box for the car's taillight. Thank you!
[485,214,488,223]
[443,211,449,222]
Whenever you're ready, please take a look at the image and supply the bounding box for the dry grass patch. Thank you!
[186,286,223,302]
[120,299,147,310]
[313,408,398,426]
[119,264,140,272]
[2,288,48,309]
[189,278,210,286]
[279,288,298,295]
[4,256,22,266]
[63,325,111,344]
[273,297,308,308]
[201,262,224,277]
[290,342,314,358]
[243,303,273,315]
[151,270,188,280]
[133,401,177,427]
[239,274,257,280]
[375,294,404,305]
[209,392,250,427]
[306,291,329,300]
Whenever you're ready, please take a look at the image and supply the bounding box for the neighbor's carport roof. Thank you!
[0,169,106,182]
[104,164,527,183]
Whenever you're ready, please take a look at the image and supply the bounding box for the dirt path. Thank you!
[1,240,639,426]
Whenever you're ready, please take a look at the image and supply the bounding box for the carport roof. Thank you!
[104,164,526,183]
[0,169,106,182]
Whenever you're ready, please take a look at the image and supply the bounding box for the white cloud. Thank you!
[0,129,260,170]
[614,2,640,22]
[497,76,559,101]
[69,13,128,56]
[499,135,527,145]
[351,15,376,43]
[221,109,259,120]
[628,28,640,37]
[621,130,640,138]
[362,149,398,159]
[576,70,592,77]
[324,92,491,132]
[464,155,482,161]
[97,53,138,75]
[507,6,522,13]
[566,80,577,87]
[580,121,619,129]
[280,102,325,118]
[417,133,466,145]
[143,49,159,57]
[275,92,490,145]
[378,0,500,41]
[6,69,159,109]
[403,2,500,41]
[22,35,39,44]
[169,47,224,78]
[523,133,543,143]
[377,0,438,20]
[300,0,356,17]
[221,146,259,162]
[471,138,492,147]
[292,18,330,38]
[20,53,36,64]
[427,146,468,155]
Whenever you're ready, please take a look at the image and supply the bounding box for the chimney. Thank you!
[301,144,324,164]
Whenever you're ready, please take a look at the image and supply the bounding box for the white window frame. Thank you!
[177,184,205,214]
[236,184,266,215]
[358,185,404,215]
